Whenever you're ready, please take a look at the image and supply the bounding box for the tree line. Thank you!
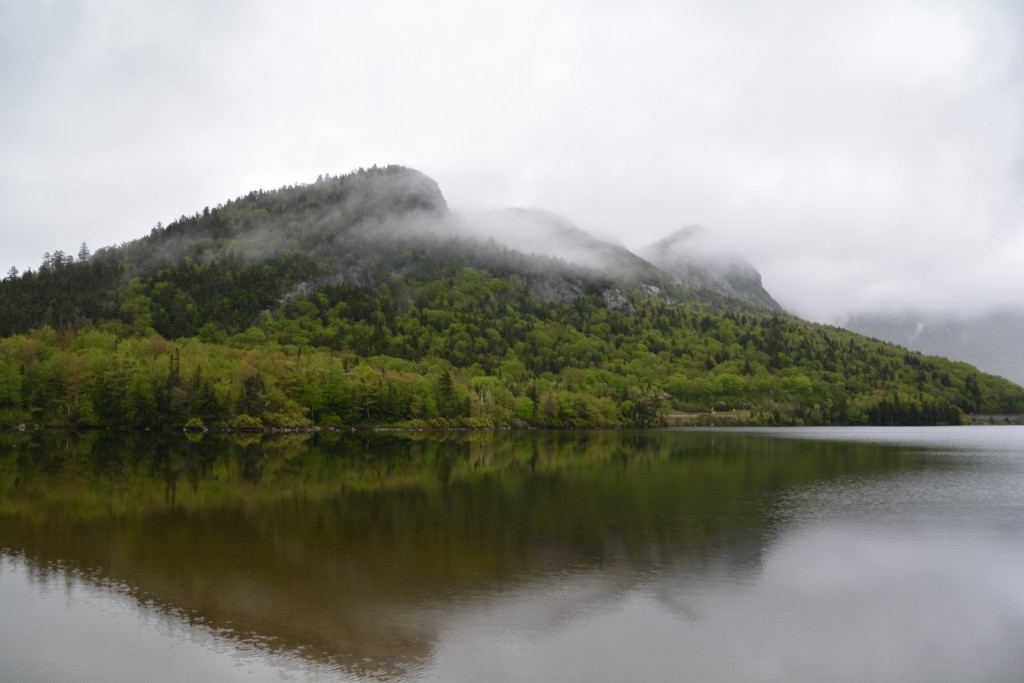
[2,267,1020,430]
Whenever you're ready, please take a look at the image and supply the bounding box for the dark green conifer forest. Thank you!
[2,166,1021,429]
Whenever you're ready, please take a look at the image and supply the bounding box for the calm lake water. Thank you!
[1,427,1023,682]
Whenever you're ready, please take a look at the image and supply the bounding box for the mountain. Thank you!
[843,311,1024,388]
[1,165,1022,431]
[638,226,784,312]
[0,167,773,339]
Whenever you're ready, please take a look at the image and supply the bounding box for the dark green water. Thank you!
[2,427,1023,682]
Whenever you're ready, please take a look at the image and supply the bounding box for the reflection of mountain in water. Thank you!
[0,430,925,679]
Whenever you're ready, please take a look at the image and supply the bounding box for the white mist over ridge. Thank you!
[455,209,608,269]
[446,208,660,279]
[3,0,1024,321]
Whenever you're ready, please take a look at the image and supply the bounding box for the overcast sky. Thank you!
[2,0,1022,323]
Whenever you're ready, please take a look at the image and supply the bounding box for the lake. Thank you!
[1,427,1023,682]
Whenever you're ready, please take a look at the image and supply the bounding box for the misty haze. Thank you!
[2,1,1024,682]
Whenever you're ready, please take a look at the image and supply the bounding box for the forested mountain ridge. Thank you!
[1,165,1022,430]
[844,310,1024,388]
[0,166,761,339]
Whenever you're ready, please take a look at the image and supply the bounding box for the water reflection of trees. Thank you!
[0,429,926,679]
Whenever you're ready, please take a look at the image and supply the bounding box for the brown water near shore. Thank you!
[2,427,1023,682]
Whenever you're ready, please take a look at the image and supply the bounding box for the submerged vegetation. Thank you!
[2,166,1021,429]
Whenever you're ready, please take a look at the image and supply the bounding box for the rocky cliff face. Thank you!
[638,226,783,312]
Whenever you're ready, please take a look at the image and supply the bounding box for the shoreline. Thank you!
[6,414,1024,435]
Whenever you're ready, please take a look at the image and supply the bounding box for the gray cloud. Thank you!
[2,0,1022,322]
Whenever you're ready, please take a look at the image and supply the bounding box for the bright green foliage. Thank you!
[2,284,1021,429]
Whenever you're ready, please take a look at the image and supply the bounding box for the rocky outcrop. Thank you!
[602,288,635,313]
[512,274,585,305]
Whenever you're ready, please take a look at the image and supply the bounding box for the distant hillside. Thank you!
[844,311,1024,387]
[1,165,1022,430]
